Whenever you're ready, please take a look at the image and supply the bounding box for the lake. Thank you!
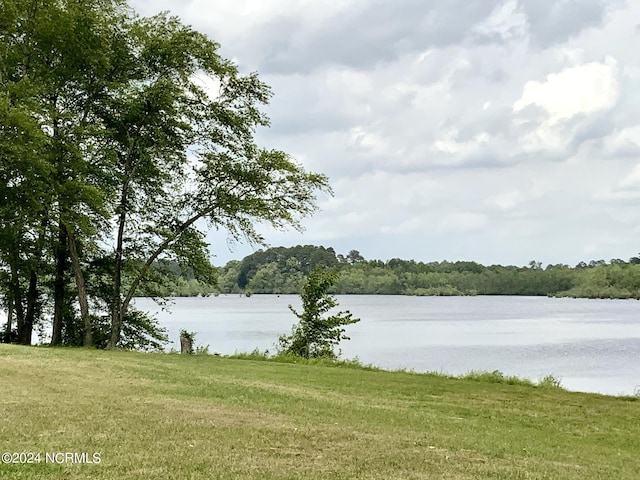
[133,295,640,396]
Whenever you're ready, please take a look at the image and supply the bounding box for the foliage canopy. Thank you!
[0,0,330,349]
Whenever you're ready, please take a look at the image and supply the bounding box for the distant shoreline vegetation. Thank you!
[139,245,640,300]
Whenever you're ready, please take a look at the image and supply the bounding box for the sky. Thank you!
[130,0,640,267]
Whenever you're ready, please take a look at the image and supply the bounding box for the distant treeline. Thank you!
[145,245,640,299]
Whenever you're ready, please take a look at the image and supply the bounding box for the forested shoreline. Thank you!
[139,245,640,299]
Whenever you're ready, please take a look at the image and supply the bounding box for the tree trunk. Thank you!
[19,270,38,345]
[67,227,92,347]
[19,217,47,345]
[106,182,129,350]
[106,148,211,348]
[107,171,206,349]
[51,220,67,346]
[2,299,13,343]
[9,261,25,341]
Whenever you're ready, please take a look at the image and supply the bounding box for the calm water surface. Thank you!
[133,295,640,396]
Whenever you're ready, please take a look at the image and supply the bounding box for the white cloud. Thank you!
[513,57,619,123]
[347,127,388,154]
[190,72,221,100]
[438,213,487,233]
[603,126,640,158]
[131,0,640,266]
[322,67,375,118]
[484,190,524,210]
[512,56,620,156]
[434,128,491,156]
[182,0,357,34]
[619,162,640,188]
[473,0,529,40]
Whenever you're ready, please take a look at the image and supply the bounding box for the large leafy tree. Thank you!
[0,93,50,344]
[1,0,132,346]
[100,13,330,349]
[0,1,331,349]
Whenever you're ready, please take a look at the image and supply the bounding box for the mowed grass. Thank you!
[0,345,639,479]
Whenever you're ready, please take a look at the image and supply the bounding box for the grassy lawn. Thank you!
[0,344,638,479]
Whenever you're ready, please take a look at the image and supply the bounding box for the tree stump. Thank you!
[180,333,193,354]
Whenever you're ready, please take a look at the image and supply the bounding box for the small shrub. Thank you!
[460,370,535,387]
[278,267,360,359]
[538,374,563,389]
[229,348,271,361]
[195,344,210,355]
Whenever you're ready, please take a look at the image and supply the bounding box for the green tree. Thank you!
[236,245,338,289]
[346,249,365,264]
[1,2,330,349]
[278,268,359,359]
[248,262,284,293]
[1,0,136,347]
[100,13,331,349]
